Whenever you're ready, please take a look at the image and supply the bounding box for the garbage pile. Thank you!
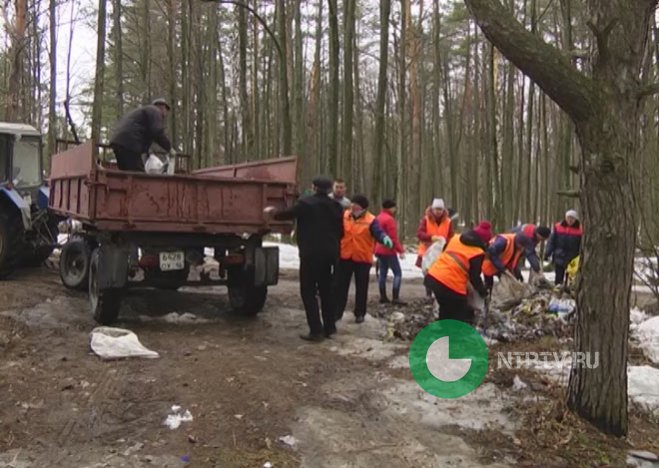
[376,271,575,342]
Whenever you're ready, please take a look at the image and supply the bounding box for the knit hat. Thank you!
[473,220,493,244]
[151,98,171,110]
[536,226,551,239]
[382,199,396,209]
[312,175,333,193]
[565,209,579,221]
[431,198,445,210]
[351,194,369,209]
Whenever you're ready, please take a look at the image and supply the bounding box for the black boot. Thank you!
[392,287,406,305]
[379,286,390,303]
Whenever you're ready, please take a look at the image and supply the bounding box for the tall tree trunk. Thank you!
[166,0,177,146]
[464,0,655,437]
[371,0,391,206]
[327,0,340,176]
[6,0,28,121]
[341,0,356,186]
[47,0,57,158]
[113,0,124,118]
[277,0,291,155]
[238,4,251,159]
[91,0,108,148]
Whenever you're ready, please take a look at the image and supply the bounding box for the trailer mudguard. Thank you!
[37,186,49,210]
[0,186,30,229]
[97,244,130,289]
[254,246,279,287]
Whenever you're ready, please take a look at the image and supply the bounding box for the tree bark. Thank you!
[371,0,391,204]
[91,0,108,148]
[113,0,124,118]
[6,0,28,121]
[463,0,656,436]
[327,0,340,176]
[47,0,57,158]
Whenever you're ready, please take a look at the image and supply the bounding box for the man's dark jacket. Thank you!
[110,105,172,154]
[274,193,344,259]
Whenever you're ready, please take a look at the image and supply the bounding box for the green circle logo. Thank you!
[409,320,489,399]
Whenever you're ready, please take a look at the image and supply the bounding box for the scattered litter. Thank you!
[512,375,528,391]
[164,406,193,430]
[122,442,144,457]
[180,454,191,463]
[89,327,159,360]
[139,312,210,324]
[627,450,659,468]
[278,435,298,449]
[234,414,243,420]
[187,435,197,444]
[263,462,273,468]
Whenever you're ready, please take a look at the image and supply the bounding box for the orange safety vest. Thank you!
[481,233,522,276]
[427,236,484,295]
[341,211,376,264]
[418,215,452,256]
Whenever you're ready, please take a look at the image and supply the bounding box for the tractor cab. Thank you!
[0,122,45,206]
[0,122,55,279]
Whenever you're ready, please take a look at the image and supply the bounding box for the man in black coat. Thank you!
[545,209,583,285]
[109,98,174,171]
[264,176,344,342]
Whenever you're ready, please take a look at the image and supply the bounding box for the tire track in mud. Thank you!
[38,366,128,465]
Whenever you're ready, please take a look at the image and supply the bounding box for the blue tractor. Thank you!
[0,122,57,279]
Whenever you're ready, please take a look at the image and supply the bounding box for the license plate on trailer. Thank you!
[159,251,185,271]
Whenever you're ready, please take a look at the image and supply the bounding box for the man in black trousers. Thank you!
[264,176,344,342]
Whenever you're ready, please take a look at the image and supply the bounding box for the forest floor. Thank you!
[0,265,658,468]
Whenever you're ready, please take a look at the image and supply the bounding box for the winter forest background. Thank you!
[0,0,658,243]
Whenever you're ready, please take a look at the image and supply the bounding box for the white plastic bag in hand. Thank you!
[421,237,446,275]
[145,154,165,174]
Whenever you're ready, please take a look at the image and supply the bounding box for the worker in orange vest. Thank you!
[424,221,493,324]
[416,198,454,298]
[335,195,393,324]
[482,224,551,289]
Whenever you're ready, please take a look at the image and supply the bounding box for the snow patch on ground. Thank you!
[139,312,212,324]
[634,316,659,364]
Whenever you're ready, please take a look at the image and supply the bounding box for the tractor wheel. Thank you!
[227,266,267,316]
[89,248,122,325]
[0,208,24,279]
[60,237,94,290]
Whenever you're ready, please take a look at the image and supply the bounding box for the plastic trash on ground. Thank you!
[164,405,194,430]
[547,297,576,319]
[89,327,159,360]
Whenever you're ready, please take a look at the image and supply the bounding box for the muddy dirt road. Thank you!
[0,266,517,467]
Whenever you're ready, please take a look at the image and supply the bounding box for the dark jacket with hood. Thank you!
[110,105,172,154]
[545,220,582,266]
[273,193,344,260]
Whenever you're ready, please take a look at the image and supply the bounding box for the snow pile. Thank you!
[634,316,659,364]
[628,366,659,417]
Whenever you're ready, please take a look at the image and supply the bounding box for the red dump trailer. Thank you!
[49,141,298,324]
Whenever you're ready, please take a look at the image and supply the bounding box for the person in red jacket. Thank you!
[375,199,406,304]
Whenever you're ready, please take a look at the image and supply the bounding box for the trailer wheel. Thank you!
[227,267,267,316]
[0,208,24,279]
[60,237,94,290]
[89,248,122,324]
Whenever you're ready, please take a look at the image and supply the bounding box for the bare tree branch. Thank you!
[463,0,600,122]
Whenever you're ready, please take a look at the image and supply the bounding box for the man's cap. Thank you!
[152,98,171,110]
[312,175,333,192]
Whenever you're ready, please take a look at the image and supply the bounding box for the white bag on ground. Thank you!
[421,238,447,275]
[90,327,159,360]
[491,272,533,310]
